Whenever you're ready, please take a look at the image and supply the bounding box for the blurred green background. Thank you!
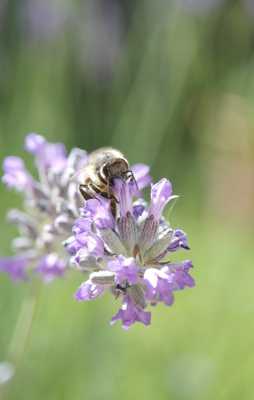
[0,1,254,399]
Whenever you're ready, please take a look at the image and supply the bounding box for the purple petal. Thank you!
[144,268,159,288]
[133,200,147,219]
[25,133,46,153]
[24,0,68,42]
[111,296,151,329]
[163,260,195,290]
[144,268,174,306]
[173,270,195,289]
[25,134,67,172]
[168,229,190,252]
[131,164,152,191]
[66,231,104,261]
[36,254,66,282]
[75,280,105,301]
[64,236,83,256]
[172,261,195,289]
[107,256,139,285]
[149,178,173,221]
[113,179,133,217]
[73,218,92,235]
[2,156,33,191]
[75,232,104,258]
[82,198,114,229]
[0,257,29,281]
[156,279,174,305]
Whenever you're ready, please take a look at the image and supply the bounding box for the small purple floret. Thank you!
[108,256,139,285]
[149,178,173,221]
[81,198,114,229]
[113,179,133,217]
[167,260,195,290]
[36,254,66,282]
[131,163,152,192]
[26,133,67,172]
[111,296,151,329]
[2,156,33,191]
[144,268,174,306]
[168,229,190,251]
[0,257,29,281]
[75,280,105,301]
[25,133,46,153]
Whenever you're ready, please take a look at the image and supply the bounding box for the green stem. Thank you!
[0,281,42,397]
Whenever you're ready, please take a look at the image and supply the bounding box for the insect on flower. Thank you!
[67,176,195,330]
[78,147,137,212]
[0,134,194,330]
[0,137,150,283]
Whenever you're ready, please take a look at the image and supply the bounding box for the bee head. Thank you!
[102,158,129,181]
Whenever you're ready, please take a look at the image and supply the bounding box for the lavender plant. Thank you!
[1,134,195,329]
[0,134,87,281]
[66,178,195,329]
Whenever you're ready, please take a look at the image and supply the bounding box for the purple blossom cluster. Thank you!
[66,175,195,329]
[0,134,87,281]
[1,135,195,329]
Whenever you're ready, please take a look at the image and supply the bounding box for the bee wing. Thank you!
[71,164,104,186]
[69,166,91,184]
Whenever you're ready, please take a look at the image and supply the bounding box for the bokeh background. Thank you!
[0,1,254,399]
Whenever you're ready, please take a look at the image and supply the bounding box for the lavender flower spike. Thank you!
[2,157,33,191]
[1,134,87,282]
[0,257,30,281]
[68,174,194,329]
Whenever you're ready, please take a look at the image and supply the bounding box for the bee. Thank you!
[79,147,135,205]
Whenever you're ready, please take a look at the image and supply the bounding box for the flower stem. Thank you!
[0,281,42,396]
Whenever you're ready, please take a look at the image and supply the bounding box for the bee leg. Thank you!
[107,180,119,204]
[79,184,95,200]
[101,182,118,217]
[110,199,117,218]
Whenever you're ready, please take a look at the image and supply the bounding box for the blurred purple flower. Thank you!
[1,133,87,282]
[0,257,29,281]
[22,0,70,43]
[25,133,67,173]
[2,157,33,191]
[36,254,66,283]
[76,0,125,83]
[243,0,254,16]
